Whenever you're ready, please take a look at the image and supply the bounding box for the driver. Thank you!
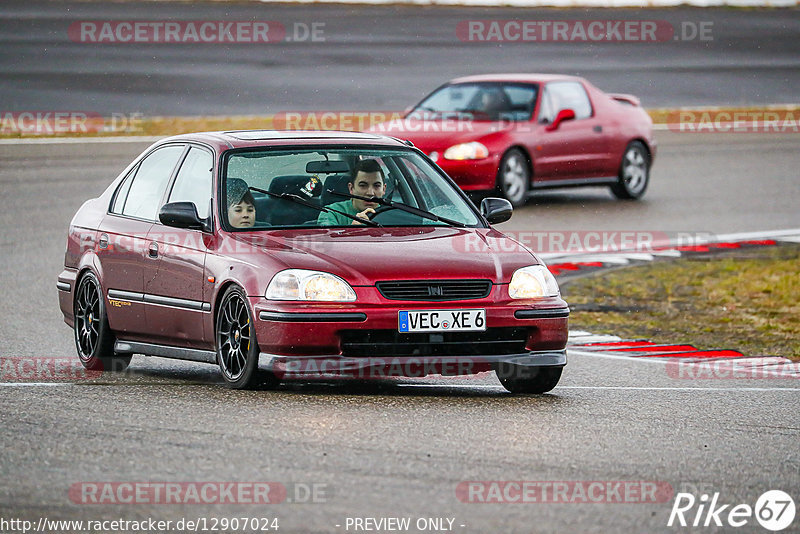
[318,159,386,226]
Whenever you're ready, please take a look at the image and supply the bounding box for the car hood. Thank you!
[368,119,514,152]
[228,227,540,286]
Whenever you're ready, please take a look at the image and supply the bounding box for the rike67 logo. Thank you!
[668,490,795,531]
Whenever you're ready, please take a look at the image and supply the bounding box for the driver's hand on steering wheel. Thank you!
[352,207,376,224]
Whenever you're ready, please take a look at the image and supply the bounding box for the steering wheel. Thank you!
[366,205,397,221]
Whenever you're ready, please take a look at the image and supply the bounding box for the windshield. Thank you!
[222,147,482,229]
[411,82,539,122]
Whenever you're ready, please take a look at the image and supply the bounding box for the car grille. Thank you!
[339,327,528,357]
[376,280,492,301]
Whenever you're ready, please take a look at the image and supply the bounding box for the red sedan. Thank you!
[369,74,656,206]
[57,130,569,393]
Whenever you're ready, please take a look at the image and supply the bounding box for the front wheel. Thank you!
[611,141,649,200]
[73,272,131,372]
[496,149,530,208]
[216,285,278,390]
[495,364,562,394]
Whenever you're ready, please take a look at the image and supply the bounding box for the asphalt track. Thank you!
[0,133,798,532]
[1,1,800,532]
[1,2,799,114]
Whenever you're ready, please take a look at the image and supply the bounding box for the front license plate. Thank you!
[398,309,486,333]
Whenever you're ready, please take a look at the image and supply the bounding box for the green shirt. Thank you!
[317,200,358,226]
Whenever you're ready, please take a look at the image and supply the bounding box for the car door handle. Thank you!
[148,242,159,258]
[593,125,603,133]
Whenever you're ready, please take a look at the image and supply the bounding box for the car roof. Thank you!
[447,73,584,85]
[156,130,411,151]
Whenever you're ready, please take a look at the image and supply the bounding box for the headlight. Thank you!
[443,141,489,160]
[266,269,356,302]
[508,265,560,299]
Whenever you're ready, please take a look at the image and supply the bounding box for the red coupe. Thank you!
[369,74,656,206]
[57,130,569,393]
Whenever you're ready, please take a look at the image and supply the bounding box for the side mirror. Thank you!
[159,202,211,232]
[480,197,513,224]
[545,108,576,132]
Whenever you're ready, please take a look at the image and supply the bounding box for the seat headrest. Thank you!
[268,175,322,198]
[321,174,352,206]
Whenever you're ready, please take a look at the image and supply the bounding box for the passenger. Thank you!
[226,178,256,228]
[318,159,386,226]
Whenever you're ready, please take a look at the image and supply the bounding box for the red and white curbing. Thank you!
[567,331,800,378]
[556,229,800,370]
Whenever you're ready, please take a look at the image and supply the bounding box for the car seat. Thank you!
[265,175,323,226]
[321,174,351,207]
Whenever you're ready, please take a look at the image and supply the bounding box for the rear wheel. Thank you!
[496,149,530,208]
[216,285,278,390]
[73,272,131,372]
[611,141,649,199]
[495,364,562,394]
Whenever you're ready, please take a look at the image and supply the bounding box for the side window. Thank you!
[539,82,593,122]
[538,89,555,124]
[121,145,185,220]
[167,147,213,219]
[110,165,138,214]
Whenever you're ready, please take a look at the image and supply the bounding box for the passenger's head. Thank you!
[348,159,386,212]
[226,178,256,228]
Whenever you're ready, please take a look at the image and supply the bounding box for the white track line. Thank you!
[568,348,670,363]
[395,384,800,392]
[559,386,800,392]
[0,382,75,388]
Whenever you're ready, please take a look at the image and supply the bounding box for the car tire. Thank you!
[611,141,649,200]
[496,148,530,208]
[495,364,562,394]
[216,285,279,390]
[73,272,131,372]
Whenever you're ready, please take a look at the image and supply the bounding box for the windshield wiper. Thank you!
[248,187,381,227]
[326,190,467,228]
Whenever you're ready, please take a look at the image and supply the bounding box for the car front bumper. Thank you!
[251,295,568,378]
[433,154,501,191]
